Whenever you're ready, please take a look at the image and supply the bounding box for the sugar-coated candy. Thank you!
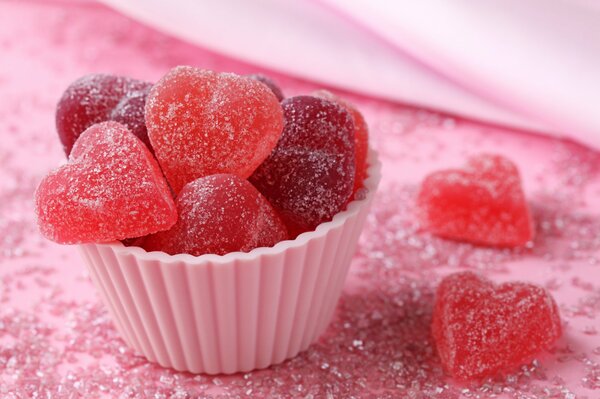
[145,66,284,193]
[247,73,284,101]
[56,74,152,155]
[141,174,288,256]
[417,154,534,247]
[313,90,369,193]
[109,84,153,152]
[35,122,177,244]
[432,272,561,380]
[275,96,355,154]
[251,148,354,237]
[250,96,355,237]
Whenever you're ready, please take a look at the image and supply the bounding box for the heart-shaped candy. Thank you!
[432,272,561,380]
[35,122,177,244]
[313,90,369,194]
[145,66,284,193]
[417,154,534,247]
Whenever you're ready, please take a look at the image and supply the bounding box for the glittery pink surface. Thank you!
[1,1,599,397]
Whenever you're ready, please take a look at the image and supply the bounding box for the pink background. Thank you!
[100,0,600,149]
[1,1,599,397]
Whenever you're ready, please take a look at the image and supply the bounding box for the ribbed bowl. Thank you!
[79,149,381,374]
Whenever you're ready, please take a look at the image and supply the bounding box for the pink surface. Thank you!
[1,1,600,397]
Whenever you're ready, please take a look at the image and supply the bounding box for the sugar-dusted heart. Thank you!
[35,121,177,244]
[432,272,561,380]
[145,66,284,193]
[417,154,534,247]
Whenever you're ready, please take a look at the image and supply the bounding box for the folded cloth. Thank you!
[101,0,600,150]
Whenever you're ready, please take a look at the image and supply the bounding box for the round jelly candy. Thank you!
[247,73,284,101]
[56,74,152,155]
[313,90,369,193]
[417,154,534,247]
[251,148,354,237]
[250,96,355,237]
[432,272,561,380]
[141,174,288,256]
[110,85,154,152]
[275,96,355,154]
[145,66,284,193]
[35,122,177,244]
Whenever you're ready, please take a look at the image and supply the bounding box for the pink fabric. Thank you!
[101,0,600,150]
[1,1,600,397]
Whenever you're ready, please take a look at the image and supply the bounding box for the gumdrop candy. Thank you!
[274,96,355,154]
[251,148,354,237]
[417,154,534,247]
[56,74,153,155]
[141,174,288,256]
[250,96,355,237]
[145,66,284,193]
[247,73,284,101]
[432,272,561,380]
[109,84,153,152]
[35,122,177,244]
[313,90,369,193]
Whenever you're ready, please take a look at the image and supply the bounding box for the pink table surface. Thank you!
[1,1,599,398]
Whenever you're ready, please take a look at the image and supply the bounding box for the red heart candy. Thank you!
[145,66,284,193]
[35,122,177,244]
[417,154,534,247]
[432,272,561,380]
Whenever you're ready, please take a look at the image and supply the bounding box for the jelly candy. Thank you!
[251,148,354,237]
[313,90,369,193]
[109,85,153,152]
[145,66,284,193]
[417,154,534,247]
[250,96,355,237]
[141,174,288,256]
[247,73,284,101]
[56,74,152,155]
[432,272,561,380]
[35,122,177,244]
[274,96,355,154]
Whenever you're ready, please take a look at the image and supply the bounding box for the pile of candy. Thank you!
[35,66,368,255]
[34,66,561,381]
